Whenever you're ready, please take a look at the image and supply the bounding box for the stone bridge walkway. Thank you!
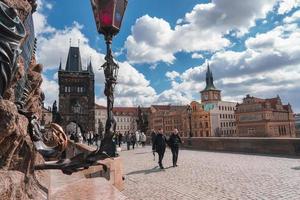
[120,145,300,200]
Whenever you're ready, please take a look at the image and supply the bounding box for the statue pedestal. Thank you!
[66,141,125,190]
[83,157,124,191]
[49,170,126,200]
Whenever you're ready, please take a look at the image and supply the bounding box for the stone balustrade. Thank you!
[181,137,300,156]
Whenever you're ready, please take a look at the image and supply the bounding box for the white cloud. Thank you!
[41,75,59,107]
[166,71,180,80]
[125,15,175,64]
[191,53,204,59]
[278,0,300,14]
[284,10,300,23]
[125,0,277,64]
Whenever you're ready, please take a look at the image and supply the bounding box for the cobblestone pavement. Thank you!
[120,145,300,200]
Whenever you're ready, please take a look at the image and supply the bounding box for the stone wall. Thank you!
[181,137,300,156]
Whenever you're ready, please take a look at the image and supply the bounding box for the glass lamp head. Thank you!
[90,0,128,36]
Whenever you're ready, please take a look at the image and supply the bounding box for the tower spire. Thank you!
[59,58,62,70]
[204,62,217,91]
[87,57,94,75]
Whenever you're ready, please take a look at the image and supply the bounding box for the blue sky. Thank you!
[35,0,300,112]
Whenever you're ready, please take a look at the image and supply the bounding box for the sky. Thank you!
[34,0,300,113]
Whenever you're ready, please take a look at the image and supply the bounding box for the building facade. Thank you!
[58,46,95,134]
[95,104,107,135]
[148,104,211,137]
[235,95,295,137]
[186,101,211,137]
[201,64,237,137]
[41,107,52,130]
[113,107,138,134]
[149,105,186,136]
[295,114,300,137]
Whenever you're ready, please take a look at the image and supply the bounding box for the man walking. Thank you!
[153,128,167,169]
[169,129,182,167]
[118,132,123,147]
[131,133,137,149]
[125,132,131,150]
[151,129,156,152]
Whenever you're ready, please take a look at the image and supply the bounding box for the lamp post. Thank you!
[90,0,128,156]
[187,105,192,146]
[73,101,81,143]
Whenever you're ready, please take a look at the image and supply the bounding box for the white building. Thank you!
[203,101,237,136]
[95,105,138,135]
[113,107,138,134]
[95,104,107,135]
[200,64,237,137]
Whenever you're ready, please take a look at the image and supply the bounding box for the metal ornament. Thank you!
[0,1,25,98]
[99,34,118,157]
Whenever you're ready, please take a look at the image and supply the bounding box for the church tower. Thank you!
[58,46,95,134]
[200,63,221,103]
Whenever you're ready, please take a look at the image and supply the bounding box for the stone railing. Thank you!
[181,137,300,156]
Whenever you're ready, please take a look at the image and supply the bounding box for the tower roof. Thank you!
[65,46,82,71]
[87,59,94,75]
[202,63,219,91]
[59,59,62,70]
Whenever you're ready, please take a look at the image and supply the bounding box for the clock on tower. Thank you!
[200,63,221,103]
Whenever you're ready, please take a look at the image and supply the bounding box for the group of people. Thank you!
[69,131,102,147]
[151,128,183,169]
[115,131,147,150]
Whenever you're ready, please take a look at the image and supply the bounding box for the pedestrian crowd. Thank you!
[116,131,147,150]
[69,127,182,169]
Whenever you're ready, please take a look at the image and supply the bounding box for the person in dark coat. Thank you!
[153,128,167,169]
[151,129,156,150]
[169,128,183,167]
[131,133,137,149]
[125,132,131,150]
[118,132,123,147]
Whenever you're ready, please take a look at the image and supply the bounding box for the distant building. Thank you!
[95,104,107,135]
[235,95,295,137]
[200,64,237,137]
[58,46,95,134]
[148,103,211,137]
[113,107,138,134]
[149,105,186,136]
[41,107,52,130]
[294,114,300,137]
[188,101,211,137]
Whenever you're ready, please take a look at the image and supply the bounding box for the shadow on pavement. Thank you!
[126,166,165,175]
[291,166,300,170]
[135,151,152,155]
[126,165,177,176]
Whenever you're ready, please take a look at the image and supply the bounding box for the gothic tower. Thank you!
[200,63,221,103]
[58,46,95,134]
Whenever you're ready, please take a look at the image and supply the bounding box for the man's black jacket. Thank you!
[153,133,167,152]
[168,133,182,148]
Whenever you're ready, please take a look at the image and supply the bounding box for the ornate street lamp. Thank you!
[187,105,192,146]
[73,101,81,143]
[90,0,128,156]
